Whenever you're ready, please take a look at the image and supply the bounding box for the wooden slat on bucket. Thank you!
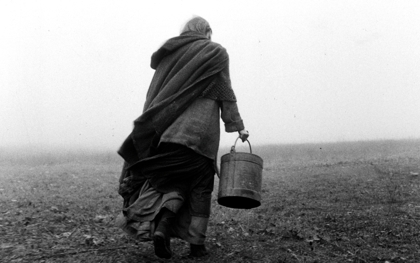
[217,138,263,209]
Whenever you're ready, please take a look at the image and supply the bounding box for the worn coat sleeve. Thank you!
[221,101,244,132]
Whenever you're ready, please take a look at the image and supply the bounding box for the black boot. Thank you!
[189,244,208,257]
[153,208,175,259]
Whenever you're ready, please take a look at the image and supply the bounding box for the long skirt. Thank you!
[116,143,215,245]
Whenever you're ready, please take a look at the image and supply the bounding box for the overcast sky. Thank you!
[1,0,420,151]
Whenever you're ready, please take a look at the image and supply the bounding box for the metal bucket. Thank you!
[217,138,263,209]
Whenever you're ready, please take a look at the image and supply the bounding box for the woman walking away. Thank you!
[116,16,249,259]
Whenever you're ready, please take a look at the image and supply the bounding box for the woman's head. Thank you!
[181,16,212,39]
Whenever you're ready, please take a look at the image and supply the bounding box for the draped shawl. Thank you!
[118,31,234,168]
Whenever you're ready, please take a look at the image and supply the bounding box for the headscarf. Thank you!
[181,16,212,36]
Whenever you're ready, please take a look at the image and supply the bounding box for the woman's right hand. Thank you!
[238,129,249,142]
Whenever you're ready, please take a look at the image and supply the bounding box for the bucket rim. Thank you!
[221,151,263,162]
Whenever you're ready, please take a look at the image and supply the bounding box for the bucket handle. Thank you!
[231,137,252,154]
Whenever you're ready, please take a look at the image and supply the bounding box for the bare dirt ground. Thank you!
[1,139,419,262]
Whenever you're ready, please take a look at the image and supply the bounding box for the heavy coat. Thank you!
[118,31,237,169]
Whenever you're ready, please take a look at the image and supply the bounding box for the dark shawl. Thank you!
[118,31,230,168]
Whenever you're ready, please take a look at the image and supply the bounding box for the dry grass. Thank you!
[1,139,420,262]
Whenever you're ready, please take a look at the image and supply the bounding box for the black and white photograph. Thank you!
[1,0,420,262]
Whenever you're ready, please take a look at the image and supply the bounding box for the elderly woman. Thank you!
[116,16,249,259]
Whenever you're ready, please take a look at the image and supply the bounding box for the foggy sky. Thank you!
[1,0,420,151]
